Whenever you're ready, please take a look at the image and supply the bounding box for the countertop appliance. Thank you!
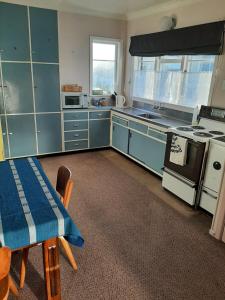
[62,92,89,109]
[162,106,225,208]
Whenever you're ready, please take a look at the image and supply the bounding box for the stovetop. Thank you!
[169,121,225,142]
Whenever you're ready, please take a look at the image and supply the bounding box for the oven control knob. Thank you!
[213,161,221,170]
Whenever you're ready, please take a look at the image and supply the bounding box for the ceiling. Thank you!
[3,0,202,19]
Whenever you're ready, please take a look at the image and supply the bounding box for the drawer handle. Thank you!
[73,125,79,127]
[74,134,79,137]
[8,132,13,135]
[97,113,103,116]
[74,143,79,146]
[37,130,41,133]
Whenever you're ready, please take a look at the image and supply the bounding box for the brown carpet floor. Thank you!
[9,150,225,300]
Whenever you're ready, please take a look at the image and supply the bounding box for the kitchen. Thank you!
[1,0,225,299]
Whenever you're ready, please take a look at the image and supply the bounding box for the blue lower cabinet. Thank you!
[36,113,62,154]
[0,81,4,115]
[89,119,110,148]
[2,63,33,114]
[7,115,36,157]
[129,130,166,175]
[33,64,60,112]
[112,122,129,153]
[1,116,9,158]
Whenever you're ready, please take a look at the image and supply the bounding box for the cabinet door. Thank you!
[0,2,30,61]
[0,71,4,115]
[7,115,36,158]
[36,113,62,154]
[2,63,33,114]
[0,116,9,158]
[33,64,60,112]
[89,119,110,148]
[29,7,59,63]
[129,130,166,175]
[112,123,129,154]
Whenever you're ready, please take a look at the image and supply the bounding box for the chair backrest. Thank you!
[0,247,11,300]
[56,166,74,209]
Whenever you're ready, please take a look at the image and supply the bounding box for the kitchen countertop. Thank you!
[112,107,191,129]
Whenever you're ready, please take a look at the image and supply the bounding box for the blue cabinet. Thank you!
[112,123,129,153]
[29,7,59,63]
[2,63,33,114]
[36,113,62,154]
[0,72,4,114]
[33,64,60,112]
[7,115,36,157]
[0,2,30,61]
[89,119,110,148]
[1,116,9,158]
[129,130,166,175]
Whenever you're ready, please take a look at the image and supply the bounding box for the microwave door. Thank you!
[65,96,81,107]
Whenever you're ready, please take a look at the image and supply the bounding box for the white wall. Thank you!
[124,0,225,108]
[58,12,126,94]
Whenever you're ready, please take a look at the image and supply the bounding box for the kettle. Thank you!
[116,94,126,108]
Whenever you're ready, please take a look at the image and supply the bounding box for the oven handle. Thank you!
[162,167,197,188]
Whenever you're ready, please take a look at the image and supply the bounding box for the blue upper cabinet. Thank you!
[2,63,34,114]
[0,2,30,61]
[29,7,59,63]
[33,63,60,112]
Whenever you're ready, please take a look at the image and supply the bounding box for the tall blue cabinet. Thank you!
[0,2,62,158]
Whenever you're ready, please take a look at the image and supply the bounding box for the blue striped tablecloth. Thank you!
[0,157,84,250]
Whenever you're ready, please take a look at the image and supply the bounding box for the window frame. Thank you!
[90,36,122,97]
[131,55,218,113]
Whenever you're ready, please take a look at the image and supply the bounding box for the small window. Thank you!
[90,37,121,96]
[132,54,216,109]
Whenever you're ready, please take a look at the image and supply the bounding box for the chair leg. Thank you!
[20,248,29,288]
[59,237,78,271]
[9,275,19,297]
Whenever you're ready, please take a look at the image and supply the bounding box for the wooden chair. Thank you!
[0,247,18,300]
[20,166,78,288]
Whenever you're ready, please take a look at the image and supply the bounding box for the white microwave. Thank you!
[61,92,89,109]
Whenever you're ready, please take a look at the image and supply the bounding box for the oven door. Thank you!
[164,132,206,184]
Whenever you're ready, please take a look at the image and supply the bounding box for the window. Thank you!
[132,55,216,109]
[90,37,121,96]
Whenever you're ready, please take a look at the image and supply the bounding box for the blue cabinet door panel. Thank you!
[129,130,166,175]
[89,111,110,120]
[2,63,33,114]
[89,119,110,148]
[7,115,36,157]
[112,123,129,153]
[30,7,59,63]
[0,72,4,114]
[0,3,30,61]
[33,64,60,112]
[36,113,62,154]
[1,116,9,158]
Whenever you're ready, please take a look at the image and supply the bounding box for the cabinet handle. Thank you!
[98,113,103,116]
[2,132,6,136]
[74,143,79,146]
[8,132,13,135]
[34,86,37,89]
[37,130,41,133]
[74,134,79,137]
[73,125,78,127]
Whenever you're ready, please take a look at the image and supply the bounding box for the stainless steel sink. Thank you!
[138,113,161,120]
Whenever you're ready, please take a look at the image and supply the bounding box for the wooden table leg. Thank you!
[42,238,61,300]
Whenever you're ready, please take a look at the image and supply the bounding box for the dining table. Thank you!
[0,157,84,300]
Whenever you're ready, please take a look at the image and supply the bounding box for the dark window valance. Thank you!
[129,21,225,57]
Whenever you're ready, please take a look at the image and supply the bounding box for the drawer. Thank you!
[129,120,148,134]
[148,128,167,141]
[200,190,218,215]
[112,115,128,127]
[64,130,88,141]
[64,112,88,120]
[89,111,110,119]
[64,120,88,131]
[65,140,88,151]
